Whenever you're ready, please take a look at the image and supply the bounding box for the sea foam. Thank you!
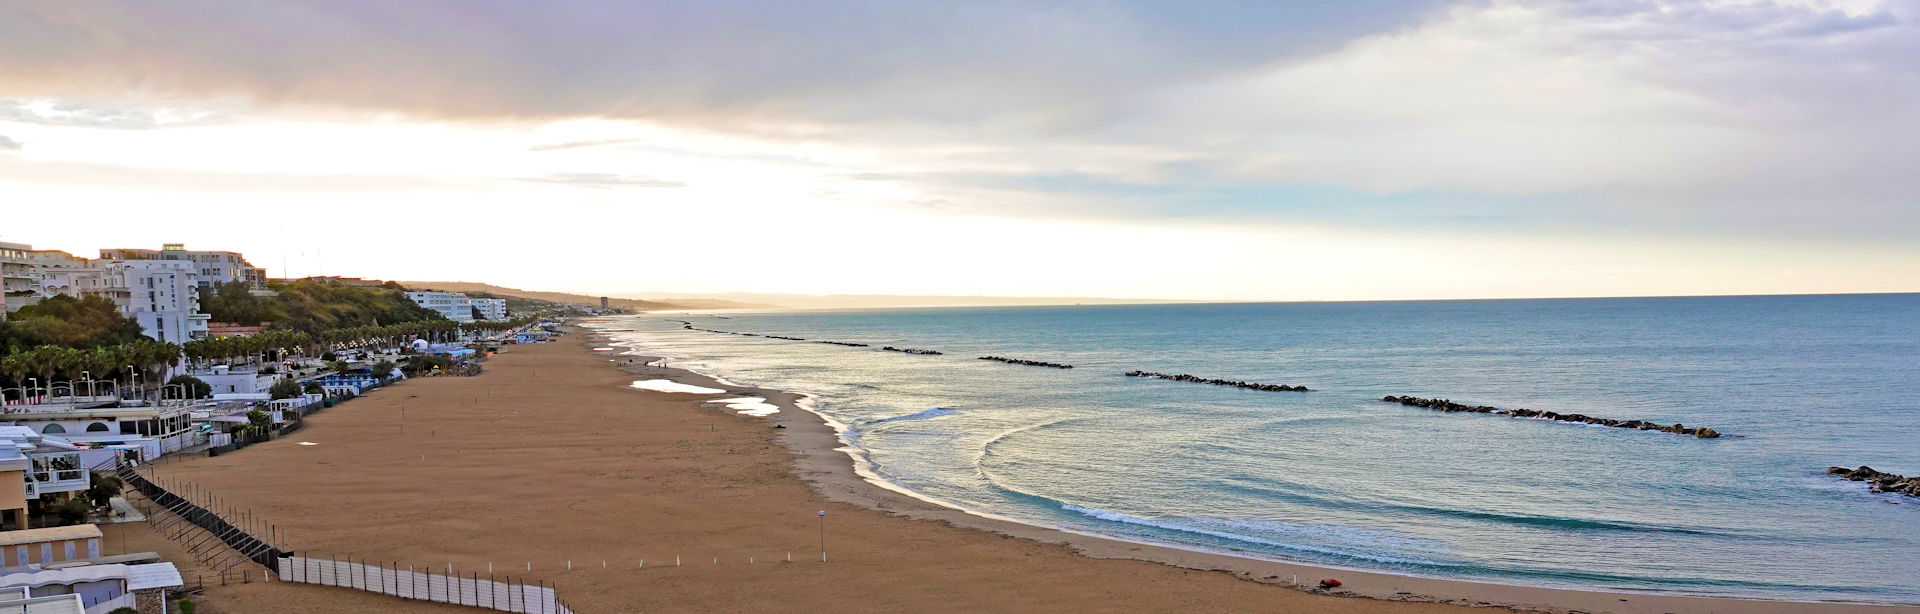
[630,379,726,394]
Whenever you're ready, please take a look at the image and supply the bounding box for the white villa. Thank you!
[0,428,90,530]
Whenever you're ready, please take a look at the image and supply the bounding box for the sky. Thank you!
[1,0,1916,302]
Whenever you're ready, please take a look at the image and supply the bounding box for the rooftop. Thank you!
[0,526,101,548]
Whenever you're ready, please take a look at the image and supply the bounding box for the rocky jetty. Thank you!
[1124,371,1307,392]
[1827,466,1920,497]
[817,340,869,347]
[882,346,943,355]
[1380,395,1722,438]
[979,356,1073,369]
[764,335,806,341]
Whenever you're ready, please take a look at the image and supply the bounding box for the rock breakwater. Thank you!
[1380,396,1722,438]
[1123,371,1307,392]
[1826,466,1920,497]
[882,346,943,355]
[979,356,1073,369]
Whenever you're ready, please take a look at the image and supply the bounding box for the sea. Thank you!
[584,294,1920,603]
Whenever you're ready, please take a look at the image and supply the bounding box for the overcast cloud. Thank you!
[1,0,1916,279]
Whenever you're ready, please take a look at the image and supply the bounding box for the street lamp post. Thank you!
[819,510,827,562]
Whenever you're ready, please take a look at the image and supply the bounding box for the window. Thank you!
[40,424,65,434]
[85,423,110,433]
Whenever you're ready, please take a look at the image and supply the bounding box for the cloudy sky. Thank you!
[2,0,1916,301]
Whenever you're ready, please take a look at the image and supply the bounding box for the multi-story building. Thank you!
[471,297,507,321]
[2,243,120,318]
[0,426,92,529]
[404,291,475,323]
[0,242,29,320]
[99,243,267,290]
[35,260,208,343]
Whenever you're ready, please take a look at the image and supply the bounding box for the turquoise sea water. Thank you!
[586,294,1920,603]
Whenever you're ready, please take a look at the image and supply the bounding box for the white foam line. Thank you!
[708,396,780,416]
[629,379,726,394]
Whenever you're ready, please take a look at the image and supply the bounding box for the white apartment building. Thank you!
[404,291,475,323]
[99,243,267,290]
[1,243,106,318]
[0,242,29,320]
[35,260,208,343]
[471,297,507,321]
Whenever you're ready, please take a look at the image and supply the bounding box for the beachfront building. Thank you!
[0,526,103,567]
[99,243,267,290]
[0,400,199,462]
[33,260,207,343]
[471,297,507,321]
[0,533,183,612]
[0,427,95,529]
[405,291,475,322]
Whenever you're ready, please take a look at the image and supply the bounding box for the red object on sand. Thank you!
[1319,578,1342,588]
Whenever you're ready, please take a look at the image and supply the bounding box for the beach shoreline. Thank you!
[585,318,1919,614]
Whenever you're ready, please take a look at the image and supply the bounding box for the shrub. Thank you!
[55,497,90,525]
[268,377,302,400]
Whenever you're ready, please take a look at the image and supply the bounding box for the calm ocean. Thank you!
[587,294,1920,603]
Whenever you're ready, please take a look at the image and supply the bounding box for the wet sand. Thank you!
[148,329,1918,613]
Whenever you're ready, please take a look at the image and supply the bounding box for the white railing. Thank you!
[280,556,573,614]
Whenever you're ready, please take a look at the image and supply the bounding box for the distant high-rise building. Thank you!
[405,291,476,323]
[99,243,267,290]
[471,297,508,321]
[600,296,609,309]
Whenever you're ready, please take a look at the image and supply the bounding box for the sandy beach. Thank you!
[140,327,1919,614]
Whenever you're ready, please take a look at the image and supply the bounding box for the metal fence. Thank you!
[280,555,573,614]
[116,459,282,571]
[115,454,583,613]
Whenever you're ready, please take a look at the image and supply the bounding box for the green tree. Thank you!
[54,497,91,525]
[247,409,271,432]
[0,295,145,351]
[196,281,286,324]
[166,374,211,400]
[268,377,302,400]
[87,472,123,508]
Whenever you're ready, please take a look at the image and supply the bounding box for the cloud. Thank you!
[0,98,235,129]
[2,0,1917,244]
[0,0,1450,126]
[519,173,686,189]
[0,135,18,150]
